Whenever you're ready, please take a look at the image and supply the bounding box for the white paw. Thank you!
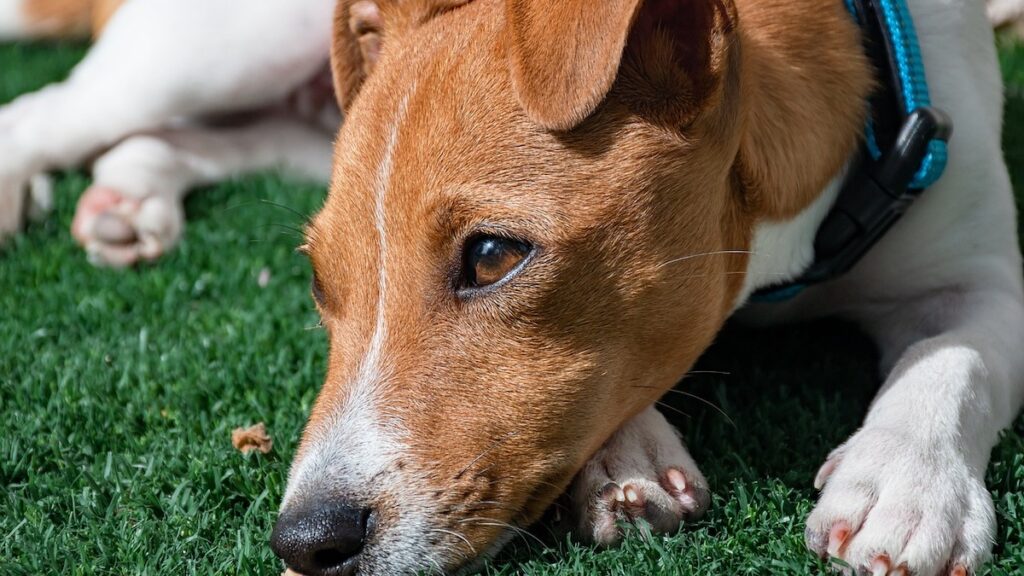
[571,407,710,546]
[71,185,184,267]
[70,135,191,266]
[806,428,995,576]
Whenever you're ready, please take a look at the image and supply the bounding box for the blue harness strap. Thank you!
[751,0,952,303]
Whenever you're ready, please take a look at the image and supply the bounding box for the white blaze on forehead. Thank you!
[283,92,412,507]
[362,93,406,383]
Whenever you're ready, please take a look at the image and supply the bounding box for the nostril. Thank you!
[313,548,351,570]
[271,502,373,576]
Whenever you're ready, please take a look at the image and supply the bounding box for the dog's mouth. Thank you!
[272,434,578,576]
[272,493,553,575]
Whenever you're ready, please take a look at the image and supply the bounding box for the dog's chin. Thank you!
[325,509,521,576]
[446,530,519,576]
[325,534,503,576]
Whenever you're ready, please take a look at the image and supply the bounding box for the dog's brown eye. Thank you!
[461,235,532,292]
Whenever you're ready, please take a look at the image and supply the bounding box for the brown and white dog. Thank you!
[2,1,1024,576]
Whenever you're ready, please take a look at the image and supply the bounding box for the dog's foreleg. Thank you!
[570,406,711,546]
[0,0,333,243]
[805,281,1024,575]
[71,115,334,267]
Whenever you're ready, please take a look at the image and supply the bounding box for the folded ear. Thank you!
[505,0,736,131]
[331,0,385,111]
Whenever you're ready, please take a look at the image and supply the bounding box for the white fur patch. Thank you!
[282,95,409,508]
[0,0,28,40]
[736,171,845,307]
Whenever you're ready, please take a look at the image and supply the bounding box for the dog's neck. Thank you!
[729,0,874,299]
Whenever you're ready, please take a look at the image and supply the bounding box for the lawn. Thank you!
[1,37,1023,576]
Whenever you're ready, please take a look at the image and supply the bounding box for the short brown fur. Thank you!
[22,0,125,38]
[301,0,873,568]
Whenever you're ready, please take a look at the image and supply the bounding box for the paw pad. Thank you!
[72,185,183,267]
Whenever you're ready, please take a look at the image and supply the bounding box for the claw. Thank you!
[600,482,625,504]
[869,554,890,576]
[665,468,687,492]
[660,467,710,518]
[827,521,851,558]
[621,483,647,517]
[815,458,839,490]
[623,485,640,504]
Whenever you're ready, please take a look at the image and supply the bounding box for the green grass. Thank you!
[1,37,1023,576]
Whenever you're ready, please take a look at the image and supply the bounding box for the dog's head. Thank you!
[272,0,868,574]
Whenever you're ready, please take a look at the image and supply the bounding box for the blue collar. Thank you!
[752,0,951,303]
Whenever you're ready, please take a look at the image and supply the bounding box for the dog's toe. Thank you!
[582,474,701,546]
[806,428,995,576]
[660,467,710,519]
[571,406,709,546]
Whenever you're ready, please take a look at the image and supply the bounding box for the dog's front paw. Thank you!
[806,428,995,576]
[570,406,710,546]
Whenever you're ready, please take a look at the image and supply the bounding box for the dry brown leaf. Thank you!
[232,422,273,455]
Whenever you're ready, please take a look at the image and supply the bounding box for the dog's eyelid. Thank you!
[311,273,327,306]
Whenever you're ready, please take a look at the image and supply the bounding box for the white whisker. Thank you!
[453,431,519,480]
[425,555,443,574]
[656,249,756,270]
[431,528,477,556]
[455,517,546,548]
[655,400,692,421]
[663,389,736,428]
[687,370,732,376]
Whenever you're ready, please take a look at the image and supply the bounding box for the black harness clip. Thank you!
[801,107,952,285]
[754,107,952,301]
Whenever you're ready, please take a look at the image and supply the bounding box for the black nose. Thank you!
[271,501,372,576]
